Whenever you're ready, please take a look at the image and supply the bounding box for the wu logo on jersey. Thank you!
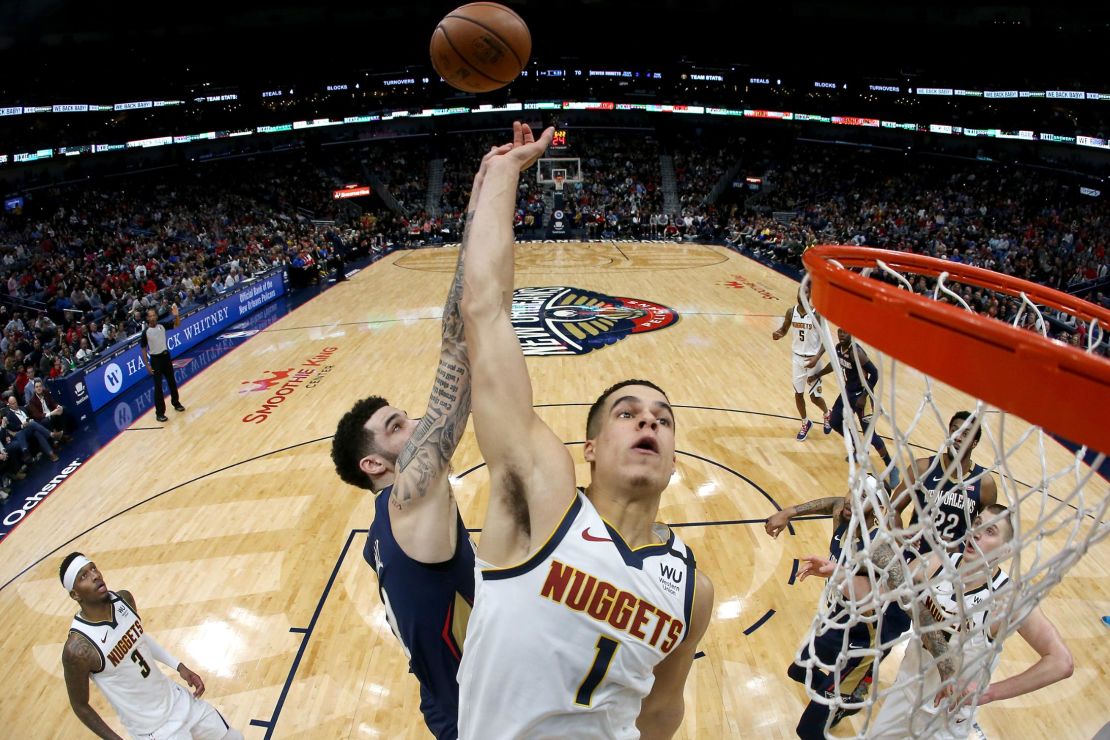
[660,564,683,583]
[511,286,679,356]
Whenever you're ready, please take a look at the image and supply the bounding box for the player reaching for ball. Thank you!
[454,121,713,740]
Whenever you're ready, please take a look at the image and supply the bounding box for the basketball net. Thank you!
[553,174,565,193]
[795,246,1109,738]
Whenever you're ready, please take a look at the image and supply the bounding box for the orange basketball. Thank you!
[430,2,531,93]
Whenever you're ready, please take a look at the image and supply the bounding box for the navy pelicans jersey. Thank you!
[871,552,1009,738]
[827,516,911,646]
[366,485,475,740]
[456,490,697,740]
[835,341,874,397]
[909,455,988,552]
[69,592,183,737]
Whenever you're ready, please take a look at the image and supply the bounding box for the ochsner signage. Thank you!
[1,458,82,534]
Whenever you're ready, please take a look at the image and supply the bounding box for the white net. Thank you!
[793,258,1109,739]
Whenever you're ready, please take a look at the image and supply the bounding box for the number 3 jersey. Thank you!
[69,592,182,736]
[457,490,698,740]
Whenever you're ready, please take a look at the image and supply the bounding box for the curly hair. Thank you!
[331,396,390,491]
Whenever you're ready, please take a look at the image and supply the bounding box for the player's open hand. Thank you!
[500,121,554,172]
[178,664,206,698]
[797,556,836,581]
[764,510,791,538]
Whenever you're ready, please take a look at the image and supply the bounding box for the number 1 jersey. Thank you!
[457,490,698,739]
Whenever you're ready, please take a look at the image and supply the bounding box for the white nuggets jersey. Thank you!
[870,553,1009,739]
[69,592,183,737]
[791,307,820,356]
[457,490,697,740]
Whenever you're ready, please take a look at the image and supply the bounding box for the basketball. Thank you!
[430,2,531,93]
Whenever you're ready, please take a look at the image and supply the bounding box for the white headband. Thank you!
[63,556,92,592]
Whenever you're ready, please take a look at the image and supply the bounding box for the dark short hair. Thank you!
[949,410,982,445]
[331,396,390,491]
[980,503,1015,541]
[59,552,86,586]
[586,379,670,439]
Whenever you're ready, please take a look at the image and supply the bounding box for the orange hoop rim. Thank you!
[803,245,1110,455]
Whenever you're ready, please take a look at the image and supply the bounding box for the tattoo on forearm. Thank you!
[873,542,956,680]
[392,211,475,506]
[794,496,843,516]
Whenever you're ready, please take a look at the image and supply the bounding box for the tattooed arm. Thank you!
[870,544,957,682]
[388,149,506,512]
[764,496,845,538]
[63,632,124,739]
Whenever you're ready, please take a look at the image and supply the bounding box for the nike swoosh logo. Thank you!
[582,527,613,543]
[101,632,108,643]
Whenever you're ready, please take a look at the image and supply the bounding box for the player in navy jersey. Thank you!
[802,505,1072,739]
[330,144,510,740]
[456,122,713,739]
[811,328,895,479]
[767,477,910,738]
[892,410,997,553]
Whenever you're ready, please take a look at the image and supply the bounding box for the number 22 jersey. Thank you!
[457,490,698,739]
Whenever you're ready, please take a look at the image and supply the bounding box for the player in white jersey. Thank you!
[800,505,1073,739]
[60,553,243,740]
[456,122,713,740]
[772,292,829,441]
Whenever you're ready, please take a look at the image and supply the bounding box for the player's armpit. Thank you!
[462,294,576,562]
[637,572,714,740]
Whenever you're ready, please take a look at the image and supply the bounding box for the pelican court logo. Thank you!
[511,287,679,356]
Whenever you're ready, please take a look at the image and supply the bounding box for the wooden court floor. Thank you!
[0,241,1106,738]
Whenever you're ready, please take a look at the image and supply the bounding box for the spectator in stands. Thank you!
[28,378,68,439]
[2,391,57,462]
[12,363,31,400]
[88,322,105,349]
[21,364,37,406]
[0,436,26,498]
[75,338,95,364]
[5,311,25,335]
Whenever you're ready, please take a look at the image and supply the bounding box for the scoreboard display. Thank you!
[551,129,568,149]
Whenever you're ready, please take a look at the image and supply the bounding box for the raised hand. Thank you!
[490,121,555,172]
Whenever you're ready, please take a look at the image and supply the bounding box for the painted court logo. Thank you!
[511,287,679,356]
[722,274,779,300]
[240,368,296,394]
[241,347,338,424]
